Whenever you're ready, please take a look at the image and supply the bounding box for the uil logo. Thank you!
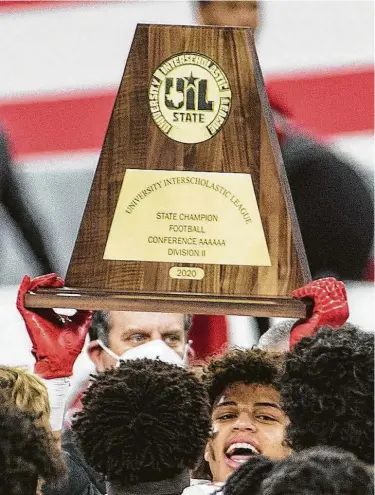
[149,53,232,144]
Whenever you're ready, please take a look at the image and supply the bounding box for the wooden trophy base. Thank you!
[25,288,306,318]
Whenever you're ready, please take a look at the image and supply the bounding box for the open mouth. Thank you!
[224,442,260,467]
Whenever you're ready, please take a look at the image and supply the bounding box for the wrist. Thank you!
[34,359,74,379]
[40,377,71,431]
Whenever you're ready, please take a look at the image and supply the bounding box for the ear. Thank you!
[87,340,106,372]
[204,439,214,463]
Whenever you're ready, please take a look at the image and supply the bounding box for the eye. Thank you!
[256,414,278,422]
[217,413,237,421]
[163,334,181,346]
[129,334,147,344]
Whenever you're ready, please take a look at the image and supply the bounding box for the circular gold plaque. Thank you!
[149,52,232,144]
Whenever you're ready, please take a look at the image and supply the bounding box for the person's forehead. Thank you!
[232,0,258,9]
[109,311,185,332]
[205,1,258,10]
[215,382,280,407]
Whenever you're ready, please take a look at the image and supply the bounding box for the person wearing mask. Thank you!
[65,308,193,430]
[87,310,192,372]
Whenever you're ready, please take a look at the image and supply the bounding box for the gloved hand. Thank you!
[289,277,349,350]
[16,273,92,379]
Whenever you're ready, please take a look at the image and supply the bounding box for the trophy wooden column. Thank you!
[25,24,311,317]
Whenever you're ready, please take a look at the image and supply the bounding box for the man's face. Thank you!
[198,1,259,29]
[205,382,291,482]
[88,311,186,371]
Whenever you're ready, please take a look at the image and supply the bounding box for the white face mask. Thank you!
[97,338,192,367]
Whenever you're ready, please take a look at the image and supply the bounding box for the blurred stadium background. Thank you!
[0,1,373,391]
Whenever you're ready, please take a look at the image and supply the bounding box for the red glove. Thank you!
[16,274,92,379]
[289,277,349,350]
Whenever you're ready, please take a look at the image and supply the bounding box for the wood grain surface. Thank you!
[26,24,311,315]
[25,288,306,318]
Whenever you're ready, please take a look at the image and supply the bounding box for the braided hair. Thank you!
[223,447,373,495]
[223,456,273,495]
[280,325,374,464]
[72,358,211,486]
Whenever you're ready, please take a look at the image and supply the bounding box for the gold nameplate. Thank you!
[104,169,271,266]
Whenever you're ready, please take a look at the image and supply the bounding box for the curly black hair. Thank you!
[223,455,273,495]
[280,325,374,464]
[72,358,211,486]
[202,348,285,406]
[223,447,374,495]
[0,405,66,495]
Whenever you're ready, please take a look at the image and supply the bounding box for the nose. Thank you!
[151,330,163,341]
[231,412,256,432]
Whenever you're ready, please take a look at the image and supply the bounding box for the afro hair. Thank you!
[0,405,66,495]
[280,325,374,464]
[222,455,273,495]
[223,447,374,495]
[72,358,211,486]
[202,348,285,406]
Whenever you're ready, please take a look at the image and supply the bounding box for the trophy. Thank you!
[25,24,311,317]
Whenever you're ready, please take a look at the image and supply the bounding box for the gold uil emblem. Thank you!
[149,53,232,143]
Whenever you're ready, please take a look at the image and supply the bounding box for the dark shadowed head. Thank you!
[0,405,66,495]
[223,446,374,495]
[197,1,260,30]
[280,325,374,464]
[72,358,211,486]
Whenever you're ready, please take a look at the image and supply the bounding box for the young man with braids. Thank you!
[72,358,211,495]
[192,348,291,491]
[279,324,374,466]
[222,447,374,495]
